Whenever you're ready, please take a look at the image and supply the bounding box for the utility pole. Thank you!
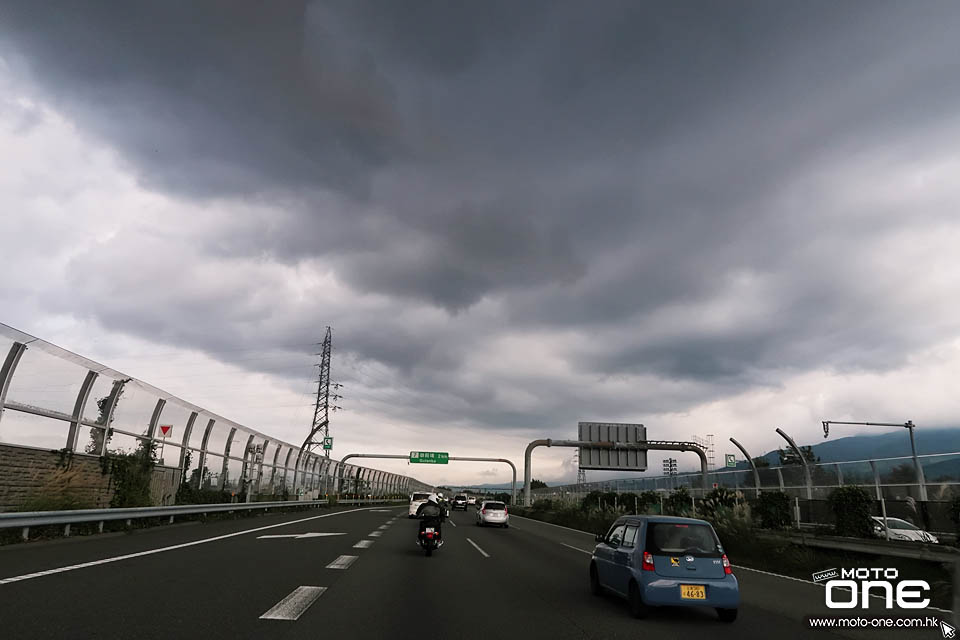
[293,327,342,494]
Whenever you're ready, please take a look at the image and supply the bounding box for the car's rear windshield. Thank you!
[412,493,430,501]
[455,496,466,500]
[646,523,721,557]
[484,502,505,510]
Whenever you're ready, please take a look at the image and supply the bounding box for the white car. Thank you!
[871,517,939,543]
[467,496,477,506]
[409,492,432,518]
[476,501,509,527]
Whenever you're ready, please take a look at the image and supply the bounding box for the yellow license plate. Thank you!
[680,585,706,600]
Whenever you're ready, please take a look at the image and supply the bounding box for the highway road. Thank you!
[0,505,947,639]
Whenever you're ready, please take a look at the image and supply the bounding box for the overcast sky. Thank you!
[3,1,960,487]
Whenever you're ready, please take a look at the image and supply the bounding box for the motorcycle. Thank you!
[418,524,442,556]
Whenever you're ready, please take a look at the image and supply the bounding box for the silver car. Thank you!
[871,517,939,543]
[476,501,509,527]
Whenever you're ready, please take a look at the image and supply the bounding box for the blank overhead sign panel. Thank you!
[578,422,647,471]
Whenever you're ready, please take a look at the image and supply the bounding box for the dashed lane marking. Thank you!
[259,586,327,621]
[353,540,374,549]
[466,537,490,558]
[0,507,383,586]
[369,531,383,537]
[326,555,358,570]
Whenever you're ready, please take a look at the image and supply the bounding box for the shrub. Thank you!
[618,491,660,514]
[827,486,873,538]
[752,491,791,529]
[101,441,157,508]
[532,498,555,511]
[580,490,605,512]
[663,487,693,516]
[700,487,740,523]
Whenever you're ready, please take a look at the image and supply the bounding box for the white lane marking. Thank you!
[496,515,958,615]
[0,507,379,586]
[259,586,327,620]
[369,531,383,537]
[326,555,358,570]
[353,540,374,549]
[371,510,392,513]
[466,537,490,558]
[378,525,389,530]
[509,514,593,536]
[560,543,592,555]
[732,565,952,613]
[257,532,347,540]
[448,520,457,528]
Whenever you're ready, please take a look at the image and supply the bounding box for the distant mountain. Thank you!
[747,427,960,467]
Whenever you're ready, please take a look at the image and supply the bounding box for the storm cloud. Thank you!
[4,1,960,481]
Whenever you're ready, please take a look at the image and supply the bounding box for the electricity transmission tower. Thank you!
[293,327,342,492]
[691,434,716,470]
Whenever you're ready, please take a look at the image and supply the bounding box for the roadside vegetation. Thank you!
[514,486,953,609]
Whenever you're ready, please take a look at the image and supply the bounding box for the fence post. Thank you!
[691,495,696,516]
[880,495,890,541]
[794,497,801,529]
[869,460,882,500]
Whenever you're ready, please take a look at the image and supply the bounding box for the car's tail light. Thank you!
[721,554,732,575]
[426,532,433,539]
[481,509,486,515]
[642,551,655,571]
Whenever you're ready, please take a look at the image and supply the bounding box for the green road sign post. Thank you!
[323,437,333,450]
[409,451,449,464]
[725,454,736,468]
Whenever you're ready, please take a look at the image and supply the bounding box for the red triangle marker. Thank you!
[160,425,171,436]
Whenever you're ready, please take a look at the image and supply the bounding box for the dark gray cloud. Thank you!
[5,0,960,443]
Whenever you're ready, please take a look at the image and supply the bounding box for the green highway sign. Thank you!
[409,451,449,464]
[725,454,736,468]
[322,437,333,450]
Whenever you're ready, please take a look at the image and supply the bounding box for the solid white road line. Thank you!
[326,555,358,570]
[369,531,383,537]
[353,540,374,549]
[466,537,490,558]
[257,532,346,540]
[560,543,592,555]
[259,586,327,621]
[0,507,380,586]
[448,520,457,527]
[509,515,594,536]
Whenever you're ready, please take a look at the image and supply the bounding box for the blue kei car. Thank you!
[590,515,739,622]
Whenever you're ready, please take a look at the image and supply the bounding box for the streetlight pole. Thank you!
[822,420,927,501]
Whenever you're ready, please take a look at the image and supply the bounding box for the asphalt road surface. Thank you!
[0,505,948,639]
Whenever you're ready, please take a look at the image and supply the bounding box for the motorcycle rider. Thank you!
[416,493,446,543]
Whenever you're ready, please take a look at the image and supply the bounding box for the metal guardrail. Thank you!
[0,498,407,540]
